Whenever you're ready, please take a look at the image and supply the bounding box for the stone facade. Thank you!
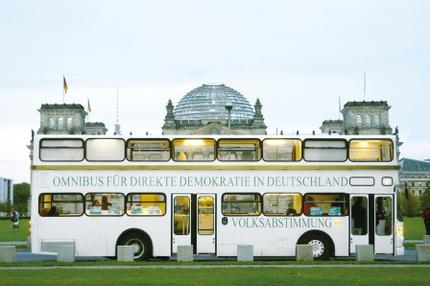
[37,104,107,135]
[0,177,13,206]
[321,101,392,135]
[85,122,108,135]
[399,158,430,196]
[342,101,392,135]
[320,120,344,134]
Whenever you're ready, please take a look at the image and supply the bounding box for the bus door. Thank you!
[171,193,216,255]
[349,195,369,254]
[373,195,394,254]
[350,194,394,254]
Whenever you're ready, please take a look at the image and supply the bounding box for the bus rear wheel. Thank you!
[119,232,152,260]
[298,235,332,260]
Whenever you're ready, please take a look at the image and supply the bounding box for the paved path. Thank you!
[1,264,430,270]
[9,249,418,262]
[13,249,416,263]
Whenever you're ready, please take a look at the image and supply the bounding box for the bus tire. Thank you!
[118,232,152,260]
[297,232,333,260]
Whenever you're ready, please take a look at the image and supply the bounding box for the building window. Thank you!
[58,117,64,129]
[366,114,371,126]
[67,117,73,129]
[356,114,362,126]
[48,118,55,129]
[373,114,380,127]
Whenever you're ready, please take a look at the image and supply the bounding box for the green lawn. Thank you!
[403,216,426,240]
[0,267,429,286]
[0,219,30,241]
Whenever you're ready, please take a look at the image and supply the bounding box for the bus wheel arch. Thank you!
[116,228,153,260]
[297,230,334,260]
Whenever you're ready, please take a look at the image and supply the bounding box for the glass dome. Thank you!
[173,84,255,121]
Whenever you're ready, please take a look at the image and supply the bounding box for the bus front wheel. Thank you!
[298,234,332,260]
[119,232,152,260]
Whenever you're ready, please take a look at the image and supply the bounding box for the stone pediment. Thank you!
[190,123,242,135]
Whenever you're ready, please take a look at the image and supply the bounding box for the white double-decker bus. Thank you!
[30,134,404,260]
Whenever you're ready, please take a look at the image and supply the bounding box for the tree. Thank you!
[13,182,30,215]
[421,182,430,210]
[399,190,421,217]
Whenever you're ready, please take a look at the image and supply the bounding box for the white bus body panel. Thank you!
[31,168,398,257]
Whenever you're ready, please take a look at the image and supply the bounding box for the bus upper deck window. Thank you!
[263,139,301,161]
[303,139,347,162]
[218,139,261,161]
[86,138,125,161]
[40,139,84,161]
[127,139,170,161]
[172,139,215,161]
[349,139,393,162]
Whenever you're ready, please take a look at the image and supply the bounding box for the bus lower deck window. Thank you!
[39,193,84,216]
[126,193,166,216]
[222,193,261,216]
[303,193,348,216]
[263,193,302,216]
[85,193,125,216]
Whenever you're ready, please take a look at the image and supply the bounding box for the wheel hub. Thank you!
[126,239,145,258]
[308,239,325,257]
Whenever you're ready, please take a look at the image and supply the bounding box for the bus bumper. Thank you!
[396,246,404,256]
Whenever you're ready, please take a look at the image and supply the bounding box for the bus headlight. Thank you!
[396,225,404,236]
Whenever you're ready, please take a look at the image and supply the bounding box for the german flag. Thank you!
[63,75,68,94]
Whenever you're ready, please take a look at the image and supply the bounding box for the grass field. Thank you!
[0,267,429,286]
[403,216,426,240]
[0,219,30,241]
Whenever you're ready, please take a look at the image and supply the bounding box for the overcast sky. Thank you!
[0,0,429,182]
